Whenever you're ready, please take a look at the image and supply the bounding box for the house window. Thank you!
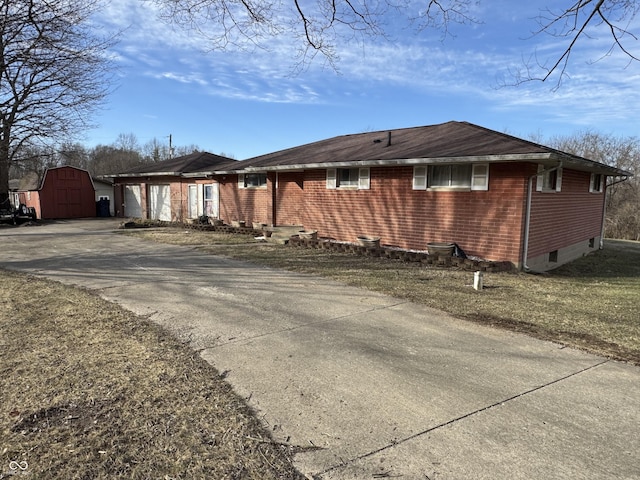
[536,165,562,192]
[338,168,359,187]
[590,173,604,193]
[549,250,558,263]
[326,168,370,190]
[239,173,267,189]
[413,164,488,191]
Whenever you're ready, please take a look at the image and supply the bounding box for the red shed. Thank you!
[16,166,96,219]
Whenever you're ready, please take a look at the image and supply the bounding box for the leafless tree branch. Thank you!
[0,0,118,203]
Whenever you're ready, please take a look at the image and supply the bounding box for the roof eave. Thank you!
[236,153,556,172]
[112,171,182,178]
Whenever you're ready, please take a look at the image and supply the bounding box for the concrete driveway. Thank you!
[1,219,638,479]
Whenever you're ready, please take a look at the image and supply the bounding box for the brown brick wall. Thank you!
[219,175,271,225]
[275,172,307,226]
[122,162,604,267]
[287,164,528,262]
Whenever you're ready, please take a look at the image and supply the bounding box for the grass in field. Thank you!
[0,271,304,479]
[127,227,640,365]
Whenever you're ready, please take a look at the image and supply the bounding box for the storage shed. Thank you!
[14,166,97,219]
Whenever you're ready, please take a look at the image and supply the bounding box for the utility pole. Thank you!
[168,134,173,159]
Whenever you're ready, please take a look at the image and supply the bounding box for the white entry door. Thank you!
[203,183,219,218]
[149,184,171,221]
[124,185,142,218]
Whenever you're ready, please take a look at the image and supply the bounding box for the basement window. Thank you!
[549,250,558,263]
[239,173,267,189]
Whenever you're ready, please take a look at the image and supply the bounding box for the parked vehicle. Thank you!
[0,201,37,224]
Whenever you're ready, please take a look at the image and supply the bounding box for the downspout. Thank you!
[522,162,562,272]
[599,176,630,249]
[271,171,278,226]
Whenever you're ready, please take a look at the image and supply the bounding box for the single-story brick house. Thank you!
[186,121,630,271]
[11,166,97,219]
[110,151,237,221]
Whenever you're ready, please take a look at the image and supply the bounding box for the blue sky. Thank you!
[86,0,640,159]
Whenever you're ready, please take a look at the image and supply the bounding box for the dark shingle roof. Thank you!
[230,121,630,176]
[114,151,238,177]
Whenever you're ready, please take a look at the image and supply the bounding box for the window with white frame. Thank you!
[204,184,215,215]
[326,168,370,190]
[413,164,488,191]
[536,165,562,192]
[239,173,267,189]
[590,173,604,193]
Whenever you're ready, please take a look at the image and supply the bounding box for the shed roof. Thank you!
[113,151,238,177]
[216,121,630,177]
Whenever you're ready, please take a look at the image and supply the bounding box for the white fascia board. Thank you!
[238,153,556,172]
[181,152,631,177]
[113,172,182,178]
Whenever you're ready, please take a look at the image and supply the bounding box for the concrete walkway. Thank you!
[1,219,638,479]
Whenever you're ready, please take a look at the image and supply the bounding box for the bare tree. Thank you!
[549,131,640,240]
[512,1,640,87]
[150,0,638,80]
[0,0,116,209]
[89,145,145,177]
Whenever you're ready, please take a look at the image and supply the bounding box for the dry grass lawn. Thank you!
[0,271,304,479]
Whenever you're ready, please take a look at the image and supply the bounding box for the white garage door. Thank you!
[124,185,142,218]
[149,184,171,221]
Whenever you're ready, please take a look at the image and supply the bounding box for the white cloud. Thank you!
[95,0,640,136]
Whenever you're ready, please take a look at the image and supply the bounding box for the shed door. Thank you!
[124,185,142,218]
[149,184,171,221]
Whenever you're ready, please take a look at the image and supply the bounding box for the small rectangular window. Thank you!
[589,237,595,248]
[413,166,427,190]
[590,173,603,193]
[549,250,558,263]
[327,168,370,189]
[537,165,563,192]
[338,168,359,187]
[239,173,267,189]
[428,164,472,188]
[471,164,489,191]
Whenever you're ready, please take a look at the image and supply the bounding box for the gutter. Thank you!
[522,162,562,272]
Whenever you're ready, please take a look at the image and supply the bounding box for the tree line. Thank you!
[8,133,216,181]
